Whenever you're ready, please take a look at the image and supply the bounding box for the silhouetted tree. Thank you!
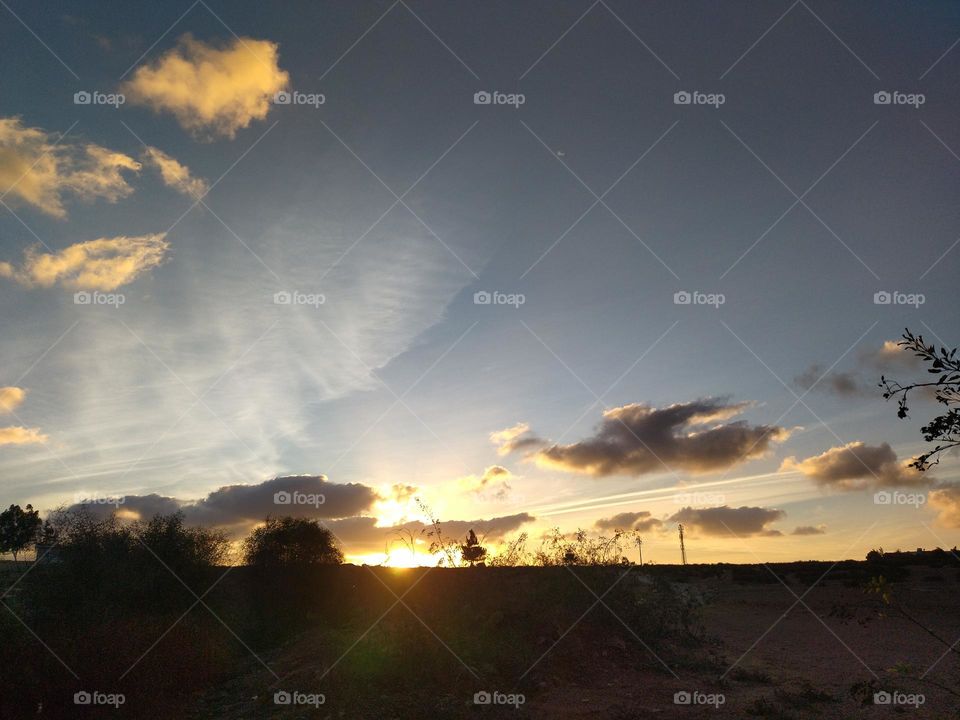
[28,508,230,614]
[0,504,41,562]
[459,529,487,566]
[881,329,960,470]
[243,516,343,566]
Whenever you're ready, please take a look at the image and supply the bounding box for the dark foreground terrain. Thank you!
[2,559,958,718]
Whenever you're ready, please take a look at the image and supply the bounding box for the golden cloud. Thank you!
[0,387,26,414]
[490,422,546,457]
[459,465,514,500]
[0,234,169,291]
[0,117,140,217]
[122,34,289,139]
[0,426,47,445]
[142,146,209,198]
[929,485,960,528]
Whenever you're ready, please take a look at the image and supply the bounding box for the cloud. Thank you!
[66,475,380,537]
[791,525,826,535]
[490,422,546,456]
[929,484,960,528]
[793,364,867,397]
[507,399,787,477]
[668,505,785,537]
[122,34,289,139]
[0,234,169,291]
[781,441,925,490]
[594,510,663,532]
[862,340,924,370]
[323,512,536,555]
[182,475,378,531]
[71,493,182,521]
[0,387,27,414]
[0,426,47,445]
[459,465,514,500]
[0,117,140,217]
[389,483,418,502]
[142,146,209,198]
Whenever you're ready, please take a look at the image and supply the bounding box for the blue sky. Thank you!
[1,0,958,563]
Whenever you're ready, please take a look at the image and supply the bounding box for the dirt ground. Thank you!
[189,563,959,719]
[530,567,959,718]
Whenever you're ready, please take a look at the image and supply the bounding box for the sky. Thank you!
[0,0,958,565]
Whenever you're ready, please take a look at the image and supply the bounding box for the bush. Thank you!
[242,516,344,567]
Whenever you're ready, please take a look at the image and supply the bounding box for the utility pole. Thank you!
[636,537,643,566]
[678,524,687,566]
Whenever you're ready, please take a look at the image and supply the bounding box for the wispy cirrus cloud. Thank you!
[0,117,140,217]
[0,234,169,291]
[122,35,289,139]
